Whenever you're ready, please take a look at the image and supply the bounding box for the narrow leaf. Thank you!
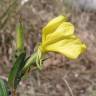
[0,78,8,96]
[16,20,24,51]
[8,52,26,89]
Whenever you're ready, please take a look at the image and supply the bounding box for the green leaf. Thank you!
[0,78,8,96]
[16,20,24,51]
[8,52,26,89]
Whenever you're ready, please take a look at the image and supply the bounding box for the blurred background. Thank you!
[0,0,96,96]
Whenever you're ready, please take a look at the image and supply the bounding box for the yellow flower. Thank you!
[23,15,86,71]
[39,15,86,59]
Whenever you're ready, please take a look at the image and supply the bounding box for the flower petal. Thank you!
[42,15,67,42]
[44,22,74,45]
[43,36,86,59]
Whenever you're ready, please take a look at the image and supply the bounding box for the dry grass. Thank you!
[0,0,96,96]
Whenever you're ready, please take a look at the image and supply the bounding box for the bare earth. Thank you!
[0,0,96,96]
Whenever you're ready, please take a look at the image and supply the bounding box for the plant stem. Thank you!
[22,52,37,72]
[12,89,17,96]
[16,19,24,51]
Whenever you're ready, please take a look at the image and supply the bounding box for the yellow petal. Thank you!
[42,15,67,42]
[43,36,86,59]
[44,22,74,45]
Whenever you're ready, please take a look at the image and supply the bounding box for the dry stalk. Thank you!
[63,73,74,96]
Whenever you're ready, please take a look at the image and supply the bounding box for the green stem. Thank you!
[22,52,37,73]
[16,20,24,51]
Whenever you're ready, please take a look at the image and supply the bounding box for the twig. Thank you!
[63,76,74,96]
[12,89,17,96]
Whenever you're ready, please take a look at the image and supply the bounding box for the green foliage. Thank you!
[8,19,27,90]
[8,52,26,89]
[0,7,86,95]
[0,78,8,96]
[16,20,24,51]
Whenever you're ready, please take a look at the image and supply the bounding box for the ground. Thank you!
[0,0,96,96]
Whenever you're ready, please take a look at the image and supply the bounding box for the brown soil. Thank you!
[0,0,96,96]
